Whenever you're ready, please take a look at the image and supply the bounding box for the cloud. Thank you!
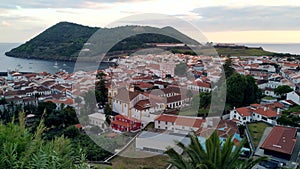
[1,21,10,26]
[192,6,300,31]
[0,0,147,9]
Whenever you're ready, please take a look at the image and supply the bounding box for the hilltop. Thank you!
[5,22,199,61]
[5,22,297,61]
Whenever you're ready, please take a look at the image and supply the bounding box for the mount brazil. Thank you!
[5,22,295,61]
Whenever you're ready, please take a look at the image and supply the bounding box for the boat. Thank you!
[53,61,58,68]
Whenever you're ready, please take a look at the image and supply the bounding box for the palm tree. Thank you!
[165,132,267,169]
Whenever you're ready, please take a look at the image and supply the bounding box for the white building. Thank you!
[230,104,280,125]
[88,113,107,129]
[287,91,300,105]
[136,131,190,154]
[154,114,205,134]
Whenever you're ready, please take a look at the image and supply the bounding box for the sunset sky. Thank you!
[1,0,300,43]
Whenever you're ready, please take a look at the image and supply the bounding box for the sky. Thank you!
[1,0,300,43]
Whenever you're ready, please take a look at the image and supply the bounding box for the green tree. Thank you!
[96,72,108,105]
[104,104,112,125]
[223,59,235,78]
[190,95,200,112]
[226,73,246,107]
[165,132,267,169]
[61,106,79,127]
[244,75,259,105]
[37,101,57,116]
[63,125,80,138]
[175,62,188,77]
[83,90,97,115]
[186,90,193,102]
[199,92,211,109]
[274,85,293,98]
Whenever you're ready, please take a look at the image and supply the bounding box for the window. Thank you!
[165,121,168,125]
[158,121,160,124]
[165,127,168,130]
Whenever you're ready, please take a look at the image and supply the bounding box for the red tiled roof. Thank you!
[111,120,130,127]
[134,82,153,89]
[74,124,82,129]
[155,114,205,128]
[176,117,205,128]
[161,86,181,94]
[115,114,141,123]
[196,81,211,88]
[47,98,74,105]
[250,103,262,107]
[155,114,178,123]
[113,88,140,103]
[166,95,183,103]
[286,100,296,105]
[261,126,297,155]
[253,108,278,117]
[235,107,251,117]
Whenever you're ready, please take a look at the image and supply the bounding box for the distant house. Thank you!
[136,119,248,155]
[112,86,186,120]
[88,113,107,129]
[287,91,300,105]
[111,114,142,132]
[260,125,297,160]
[187,80,211,92]
[230,104,280,125]
[154,114,205,134]
[131,99,164,124]
[112,87,146,117]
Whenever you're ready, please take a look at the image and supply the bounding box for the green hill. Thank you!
[5,22,199,61]
[5,21,297,61]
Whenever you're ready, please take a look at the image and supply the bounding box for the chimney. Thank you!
[128,84,134,92]
[277,108,280,114]
[264,107,267,111]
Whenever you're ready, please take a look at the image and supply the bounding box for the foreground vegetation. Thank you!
[166,132,267,169]
[0,100,114,163]
[0,113,88,169]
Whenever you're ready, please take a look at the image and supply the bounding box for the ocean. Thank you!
[1,43,300,73]
[0,43,109,74]
[242,43,300,55]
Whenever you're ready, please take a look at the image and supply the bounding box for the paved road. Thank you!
[254,127,272,157]
[291,132,300,164]
[254,129,300,169]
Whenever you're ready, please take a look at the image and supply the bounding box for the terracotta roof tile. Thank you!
[235,107,251,117]
[261,126,297,155]
[155,114,205,128]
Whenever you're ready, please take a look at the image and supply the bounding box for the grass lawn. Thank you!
[107,136,170,169]
[262,96,277,100]
[177,109,198,116]
[247,122,271,148]
[110,155,169,169]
